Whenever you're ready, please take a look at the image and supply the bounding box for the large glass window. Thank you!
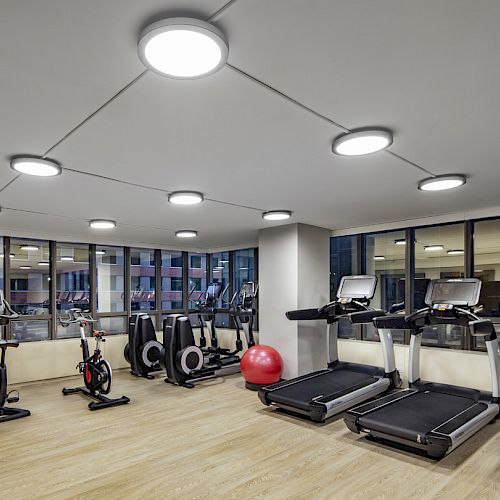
[364,231,406,343]
[211,251,230,298]
[96,245,124,313]
[56,243,90,338]
[415,224,465,348]
[188,252,207,296]
[130,248,155,312]
[9,238,51,341]
[161,250,183,310]
[330,236,358,339]
[233,249,255,294]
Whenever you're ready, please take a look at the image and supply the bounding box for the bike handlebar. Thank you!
[58,308,97,327]
[0,291,19,320]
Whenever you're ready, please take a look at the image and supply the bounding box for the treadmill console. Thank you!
[337,275,377,302]
[425,278,482,308]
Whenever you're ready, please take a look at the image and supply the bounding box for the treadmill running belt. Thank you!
[358,391,484,443]
[269,369,378,412]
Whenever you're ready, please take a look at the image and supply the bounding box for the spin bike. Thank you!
[60,309,130,410]
[0,291,30,422]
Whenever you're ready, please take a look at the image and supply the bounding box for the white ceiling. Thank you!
[1,0,500,250]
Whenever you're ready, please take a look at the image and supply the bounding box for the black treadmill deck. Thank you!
[268,368,378,412]
[358,391,487,443]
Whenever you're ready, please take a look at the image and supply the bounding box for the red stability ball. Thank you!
[240,344,283,391]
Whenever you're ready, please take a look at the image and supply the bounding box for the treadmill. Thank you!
[345,278,500,458]
[258,275,401,422]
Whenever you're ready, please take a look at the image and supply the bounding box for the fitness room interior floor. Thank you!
[3,371,499,499]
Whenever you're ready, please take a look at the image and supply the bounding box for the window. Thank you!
[473,219,500,349]
[188,253,207,299]
[364,231,406,343]
[212,251,230,300]
[233,249,255,295]
[330,236,358,339]
[10,238,50,316]
[56,243,90,338]
[415,224,465,348]
[0,236,3,292]
[96,316,127,335]
[96,245,125,313]
[130,248,156,312]
[161,250,183,310]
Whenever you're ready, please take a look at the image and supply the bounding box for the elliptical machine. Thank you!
[60,309,130,410]
[124,313,163,379]
[162,282,258,389]
[0,291,30,422]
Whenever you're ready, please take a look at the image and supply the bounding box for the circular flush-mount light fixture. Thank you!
[424,245,444,252]
[262,210,292,221]
[20,245,39,251]
[332,129,393,156]
[176,230,198,238]
[10,157,62,177]
[19,265,31,270]
[37,261,50,266]
[374,255,385,261]
[168,191,204,205]
[447,249,464,255]
[394,239,406,245]
[138,17,229,79]
[418,174,466,191]
[89,219,116,229]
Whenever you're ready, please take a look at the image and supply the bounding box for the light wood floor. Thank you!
[1,371,499,500]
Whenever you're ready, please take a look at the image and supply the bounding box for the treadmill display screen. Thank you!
[427,279,481,306]
[338,276,376,299]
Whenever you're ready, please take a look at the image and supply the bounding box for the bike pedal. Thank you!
[7,391,19,403]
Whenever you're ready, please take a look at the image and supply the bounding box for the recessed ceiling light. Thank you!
[19,265,31,270]
[447,249,464,255]
[95,250,106,255]
[20,245,39,251]
[37,261,50,266]
[418,174,466,191]
[374,256,385,261]
[138,17,229,79]
[332,129,393,156]
[424,245,444,252]
[176,230,198,238]
[89,219,116,229]
[262,210,292,221]
[394,239,406,245]
[168,191,204,205]
[60,256,74,262]
[10,157,62,177]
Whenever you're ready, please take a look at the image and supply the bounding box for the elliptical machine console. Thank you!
[0,291,30,422]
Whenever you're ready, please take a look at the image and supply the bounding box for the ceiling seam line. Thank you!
[41,70,149,158]
[0,174,21,195]
[206,0,242,23]
[226,63,437,177]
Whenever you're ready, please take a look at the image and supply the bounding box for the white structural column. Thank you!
[259,223,330,378]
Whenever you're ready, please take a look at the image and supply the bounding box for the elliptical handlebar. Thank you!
[0,290,19,321]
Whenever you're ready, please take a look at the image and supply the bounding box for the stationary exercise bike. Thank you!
[0,291,30,422]
[60,309,130,410]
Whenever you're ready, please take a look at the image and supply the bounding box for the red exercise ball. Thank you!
[241,344,283,390]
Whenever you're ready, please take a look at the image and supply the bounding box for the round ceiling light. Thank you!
[333,129,393,156]
[60,256,74,262]
[138,17,229,79]
[89,219,116,229]
[176,230,198,238]
[262,211,292,221]
[394,239,406,245]
[37,261,50,266]
[374,256,385,261]
[10,157,62,177]
[424,245,444,252]
[418,174,466,191]
[19,265,31,270]
[168,191,204,205]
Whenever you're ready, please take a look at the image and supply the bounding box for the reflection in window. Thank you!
[96,245,125,313]
[130,248,155,312]
[233,249,255,294]
[56,243,90,338]
[212,251,230,301]
[97,316,126,334]
[330,236,358,339]
[415,224,465,348]
[10,238,50,316]
[364,231,406,343]
[188,253,207,300]
[11,320,49,342]
[161,250,183,310]
[0,236,3,292]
